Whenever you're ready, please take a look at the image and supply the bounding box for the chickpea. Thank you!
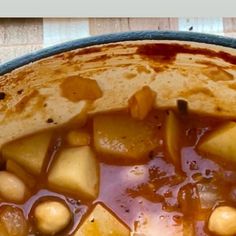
[208,206,236,236]
[0,206,28,236]
[0,171,29,203]
[34,200,71,235]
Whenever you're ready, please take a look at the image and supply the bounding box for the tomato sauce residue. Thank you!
[60,76,103,102]
[136,43,236,65]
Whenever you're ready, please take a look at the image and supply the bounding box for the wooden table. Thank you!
[1,18,236,64]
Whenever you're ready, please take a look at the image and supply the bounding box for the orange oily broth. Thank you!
[0,110,236,235]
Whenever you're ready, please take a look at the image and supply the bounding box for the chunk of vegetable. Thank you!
[196,182,221,209]
[74,203,130,236]
[6,160,36,188]
[0,206,28,236]
[93,114,160,160]
[34,200,71,235]
[1,131,52,175]
[165,111,181,167]
[198,122,236,164]
[128,86,156,120]
[66,130,90,147]
[208,206,236,236]
[48,146,99,200]
[0,171,29,203]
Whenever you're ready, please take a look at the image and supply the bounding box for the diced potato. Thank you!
[93,114,160,160]
[198,122,236,164]
[48,146,99,200]
[74,203,130,236]
[1,131,52,175]
[66,130,90,147]
[0,206,28,236]
[165,111,181,167]
[6,160,36,188]
[128,86,156,120]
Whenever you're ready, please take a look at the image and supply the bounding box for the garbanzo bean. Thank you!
[0,206,28,236]
[0,171,29,203]
[34,200,71,235]
[208,206,236,236]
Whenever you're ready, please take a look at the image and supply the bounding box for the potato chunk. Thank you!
[128,86,156,120]
[74,203,130,236]
[48,146,99,200]
[165,111,181,167]
[93,114,160,160]
[1,131,52,175]
[66,130,90,147]
[198,122,236,164]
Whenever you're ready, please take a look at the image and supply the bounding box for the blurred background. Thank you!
[0,17,236,64]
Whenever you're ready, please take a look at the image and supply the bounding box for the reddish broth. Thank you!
[0,109,235,235]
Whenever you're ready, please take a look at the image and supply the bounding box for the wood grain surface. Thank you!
[0,18,43,63]
[89,18,178,35]
[0,18,236,64]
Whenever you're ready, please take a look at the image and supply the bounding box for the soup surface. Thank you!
[0,107,236,236]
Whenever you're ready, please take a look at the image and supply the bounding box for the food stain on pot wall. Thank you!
[60,76,103,102]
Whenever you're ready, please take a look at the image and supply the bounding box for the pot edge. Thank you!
[1,30,236,76]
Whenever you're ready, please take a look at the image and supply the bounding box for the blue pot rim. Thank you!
[1,30,236,76]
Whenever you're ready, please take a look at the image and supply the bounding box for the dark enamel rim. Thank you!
[1,30,236,76]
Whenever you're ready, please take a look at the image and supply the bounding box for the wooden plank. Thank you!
[224,32,236,38]
[89,18,129,35]
[43,18,90,47]
[1,17,236,64]
[223,18,236,33]
[89,18,178,35]
[0,18,43,46]
[0,44,42,64]
[179,18,223,33]
[128,18,178,31]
